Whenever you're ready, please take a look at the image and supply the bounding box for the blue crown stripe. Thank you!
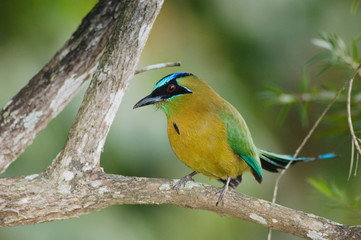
[153,72,192,90]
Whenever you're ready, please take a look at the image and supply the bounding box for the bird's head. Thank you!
[133,72,197,114]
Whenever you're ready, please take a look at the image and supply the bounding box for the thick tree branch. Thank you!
[0,174,360,240]
[46,0,163,178]
[0,0,360,239]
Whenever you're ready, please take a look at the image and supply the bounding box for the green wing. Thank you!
[218,108,263,182]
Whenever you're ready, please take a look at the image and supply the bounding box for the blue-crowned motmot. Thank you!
[134,73,336,206]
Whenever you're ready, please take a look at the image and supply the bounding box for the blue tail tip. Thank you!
[317,153,338,159]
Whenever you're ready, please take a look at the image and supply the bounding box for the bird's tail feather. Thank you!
[258,149,337,173]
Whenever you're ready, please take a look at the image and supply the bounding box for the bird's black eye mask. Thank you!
[151,79,193,100]
[133,72,194,109]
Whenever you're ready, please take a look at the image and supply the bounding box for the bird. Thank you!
[133,72,337,206]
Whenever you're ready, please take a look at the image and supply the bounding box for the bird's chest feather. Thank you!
[167,111,247,179]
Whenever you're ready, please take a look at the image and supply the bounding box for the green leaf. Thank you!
[352,38,359,63]
[300,67,309,93]
[351,33,361,62]
[330,182,347,201]
[336,35,348,53]
[308,178,361,216]
[264,85,284,95]
[351,0,360,15]
[297,102,309,128]
[306,51,332,65]
[308,178,334,199]
[354,33,361,42]
[311,38,332,50]
[276,103,291,125]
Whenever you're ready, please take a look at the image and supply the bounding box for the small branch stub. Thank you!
[135,61,181,74]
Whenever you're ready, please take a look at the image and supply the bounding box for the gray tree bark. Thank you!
[0,0,360,239]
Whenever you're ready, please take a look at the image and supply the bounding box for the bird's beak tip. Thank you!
[133,95,162,109]
[133,101,145,109]
[133,103,141,109]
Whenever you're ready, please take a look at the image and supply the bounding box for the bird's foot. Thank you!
[216,176,231,206]
[216,188,227,206]
[173,171,197,193]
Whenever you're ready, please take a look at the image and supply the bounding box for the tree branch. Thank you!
[45,0,163,177]
[0,0,360,239]
[135,61,181,74]
[0,174,360,239]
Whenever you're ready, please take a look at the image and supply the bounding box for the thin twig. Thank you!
[346,63,361,158]
[272,77,348,201]
[349,140,355,181]
[267,74,351,240]
[355,151,359,176]
[135,61,181,74]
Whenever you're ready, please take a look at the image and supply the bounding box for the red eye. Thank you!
[167,84,176,92]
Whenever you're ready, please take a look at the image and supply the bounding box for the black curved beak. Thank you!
[133,94,163,109]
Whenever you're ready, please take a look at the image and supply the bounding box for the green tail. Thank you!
[259,149,337,172]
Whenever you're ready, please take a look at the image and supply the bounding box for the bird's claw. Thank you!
[172,171,197,193]
[216,176,231,206]
[216,188,226,206]
[172,175,194,193]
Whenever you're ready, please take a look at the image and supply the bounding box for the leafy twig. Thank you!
[267,77,349,240]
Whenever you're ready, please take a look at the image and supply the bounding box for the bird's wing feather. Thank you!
[218,108,263,181]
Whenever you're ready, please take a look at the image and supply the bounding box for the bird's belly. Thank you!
[167,119,249,180]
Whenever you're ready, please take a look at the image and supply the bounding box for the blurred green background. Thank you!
[0,0,360,239]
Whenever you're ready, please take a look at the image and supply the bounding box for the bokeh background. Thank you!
[0,0,360,239]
